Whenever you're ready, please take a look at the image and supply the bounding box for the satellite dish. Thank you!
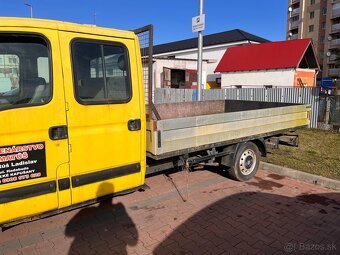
[328,35,333,41]
[288,7,293,12]
[289,32,293,37]
[326,51,331,57]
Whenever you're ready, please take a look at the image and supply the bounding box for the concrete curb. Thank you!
[260,162,340,191]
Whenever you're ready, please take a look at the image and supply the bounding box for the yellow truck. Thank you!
[0,18,310,228]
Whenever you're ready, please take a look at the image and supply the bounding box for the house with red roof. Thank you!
[214,39,319,88]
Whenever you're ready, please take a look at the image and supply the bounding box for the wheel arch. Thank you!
[250,138,267,157]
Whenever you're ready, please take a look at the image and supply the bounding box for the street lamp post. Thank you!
[191,0,205,101]
[24,3,33,18]
[197,0,204,101]
[191,0,205,100]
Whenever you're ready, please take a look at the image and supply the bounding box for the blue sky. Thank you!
[0,0,287,45]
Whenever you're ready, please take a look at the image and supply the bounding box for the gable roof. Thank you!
[153,29,269,55]
[215,38,319,73]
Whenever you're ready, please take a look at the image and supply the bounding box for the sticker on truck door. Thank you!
[0,142,47,185]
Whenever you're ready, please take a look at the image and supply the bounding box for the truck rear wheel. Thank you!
[228,142,260,181]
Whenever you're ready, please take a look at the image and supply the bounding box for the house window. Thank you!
[292,15,299,22]
[216,78,221,85]
[309,25,314,32]
[310,11,314,19]
[320,36,325,44]
[322,7,327,16]
[310,0,315,5]
[322,22,326,30]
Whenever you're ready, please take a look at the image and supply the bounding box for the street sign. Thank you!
[192,14,205,33]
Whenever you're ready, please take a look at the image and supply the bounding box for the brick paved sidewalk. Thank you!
[0,168,339,255]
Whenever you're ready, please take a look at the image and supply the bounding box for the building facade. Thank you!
[151,58,208,89]
[215,39,319,88]
[286,0,340,79]
[0,54,19,92]
[153,29,268,89]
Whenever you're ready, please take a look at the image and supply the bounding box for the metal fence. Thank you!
[318,95,340,129]
[154,88,320,128]
[331,96,340,125]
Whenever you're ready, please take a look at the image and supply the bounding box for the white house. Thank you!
[215,39,319,88]
[152,58,208,89]
[152,29,268,89]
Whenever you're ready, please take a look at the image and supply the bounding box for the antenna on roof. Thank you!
[93,11,96,25]
[24,3,33,18]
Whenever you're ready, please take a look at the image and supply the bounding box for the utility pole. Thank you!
[192,0,205,101]
[24,3,33,18]
[93,12,96,25]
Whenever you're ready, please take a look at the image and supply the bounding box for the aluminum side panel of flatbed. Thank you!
[146,104,311,156]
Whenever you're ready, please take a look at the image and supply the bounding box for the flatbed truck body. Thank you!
[147,100,309,158]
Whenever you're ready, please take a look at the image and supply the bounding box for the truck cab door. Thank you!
[0,29,69,225]
[58,31,145,204]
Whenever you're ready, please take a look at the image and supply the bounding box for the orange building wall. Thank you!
[293,69,316,87]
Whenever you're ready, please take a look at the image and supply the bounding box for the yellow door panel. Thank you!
[0,193,58,224]
[0,28,69,224]
[59,31,145,204]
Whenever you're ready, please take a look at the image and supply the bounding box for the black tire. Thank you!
[228,142,260,181]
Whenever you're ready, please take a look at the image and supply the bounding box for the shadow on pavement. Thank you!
[154,191,340,254]
[65,182,138,255]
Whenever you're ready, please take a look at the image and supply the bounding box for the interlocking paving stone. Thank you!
[1,169,339,255]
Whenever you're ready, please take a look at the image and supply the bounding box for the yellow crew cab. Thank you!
[0,18,146,227]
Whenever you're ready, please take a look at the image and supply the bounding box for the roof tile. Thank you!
[215,39,312,73]
[153,29,269,55]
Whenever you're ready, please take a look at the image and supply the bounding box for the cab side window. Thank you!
[0,35,51,111]
[72,40,131,104]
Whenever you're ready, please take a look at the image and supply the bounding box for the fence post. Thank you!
[325,96,331,126]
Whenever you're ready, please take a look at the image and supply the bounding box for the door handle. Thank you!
[128,119,141,131]
[49,125,68,140]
